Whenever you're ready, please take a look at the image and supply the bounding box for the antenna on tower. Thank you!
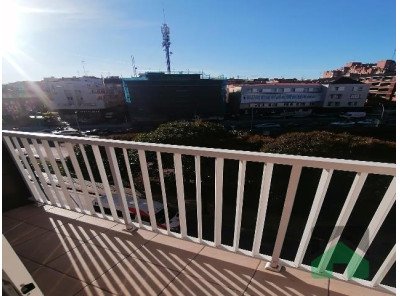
[161,8,172,74]
[391,49,396,60]
[131,55,137,77]
[81,61,87,76]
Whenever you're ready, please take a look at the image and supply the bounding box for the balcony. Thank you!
[2,131,396,295]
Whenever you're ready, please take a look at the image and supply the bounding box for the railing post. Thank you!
[214,158,224,247]
[266,165,302,271]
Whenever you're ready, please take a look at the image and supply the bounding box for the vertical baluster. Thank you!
[20,138,57,205]
[78,144,107,218]
[42,140,76,210]
[214,158,224,247]
[173,153,187,237]
[294,169,333,267]
[106,146,133,228]
[371,246,395,287]
[54,141,82,211]
[317,172,368,273]
[252,163,274,256]
[233,160,246,251]
[91,145,120,221]
[345,177,396,279]
[138,150,157,231]
[195,155,202,242]
[123,148,142,227]
[157,152,170,233]
[65,142,95,215]
[31,139,65,208]
[4,136,45,203]
[267,165,302,271]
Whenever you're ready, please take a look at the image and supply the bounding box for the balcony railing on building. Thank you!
[2,130,396,294]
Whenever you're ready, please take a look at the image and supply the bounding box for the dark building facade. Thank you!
[122,73,227,122]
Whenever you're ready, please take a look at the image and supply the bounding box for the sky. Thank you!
[1,0,396,83]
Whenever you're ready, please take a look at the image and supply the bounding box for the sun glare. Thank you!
[1,0,21,55]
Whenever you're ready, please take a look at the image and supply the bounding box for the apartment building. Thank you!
[2,81,48,122]
[321,77,369,108]
[240,83,323,110]
[323,60,395,78]
[41,76,126,123]
[358,75,396,101]
[240,77,369,111]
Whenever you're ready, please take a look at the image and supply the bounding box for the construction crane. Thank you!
[161,9,172,73]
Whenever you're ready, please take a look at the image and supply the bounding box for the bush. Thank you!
[134,120,239,149]
[261,131,395,163]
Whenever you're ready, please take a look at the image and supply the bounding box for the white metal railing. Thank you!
[2,130,396,293]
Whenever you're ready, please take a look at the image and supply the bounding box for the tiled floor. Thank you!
[3,204,394,296]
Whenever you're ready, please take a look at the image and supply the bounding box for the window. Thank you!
[350,94,360,99]
[352,86,363,91]
[328,102,332,106]
[330,94,342,99]
[284,88,291,92]
[308,88,314,92]
[276,88,284,93]
[354,102,358,106]
[335,102,340,106]
[295,88,304,92]
[333,86,345,91]
[348,102,352,106]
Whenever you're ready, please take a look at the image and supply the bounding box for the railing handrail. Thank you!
[2,130,395,176]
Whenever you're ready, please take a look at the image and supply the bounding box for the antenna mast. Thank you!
[131,55,137,77]
[81,61,87,76]
[161,8,172,73]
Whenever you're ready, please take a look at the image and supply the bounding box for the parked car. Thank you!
[93,194,180,232]
[254,123,281,128]
[356,119,380,127]
[330,121,355,127]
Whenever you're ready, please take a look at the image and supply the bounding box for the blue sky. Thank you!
[2,0,396,83]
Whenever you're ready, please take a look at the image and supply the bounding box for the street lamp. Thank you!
[75,111,81,132]
[379,103,385,121]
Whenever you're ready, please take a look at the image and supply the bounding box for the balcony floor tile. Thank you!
[244,262,329,296]
[2,216,23,233]
[14,231,84,265]
[180,246,260,292]
[31,266,87,296]
[20,257,43,273]
[53,218,114,242]
[46,242,127,283]
[130,233,204,271]
[74,285,117,296]
[3,204,53,221]
[87,224,157,256]
[160,272,242,296]
[329,278,394,296]
[91,256,179,295]
[3,222,49,247]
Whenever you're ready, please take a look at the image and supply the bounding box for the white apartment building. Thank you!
[41,76,106,111]
[321,77,370,108]
[240,78,369,111]
[240,83,323,109]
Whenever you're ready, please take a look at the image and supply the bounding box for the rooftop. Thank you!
[4,204,392,296]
